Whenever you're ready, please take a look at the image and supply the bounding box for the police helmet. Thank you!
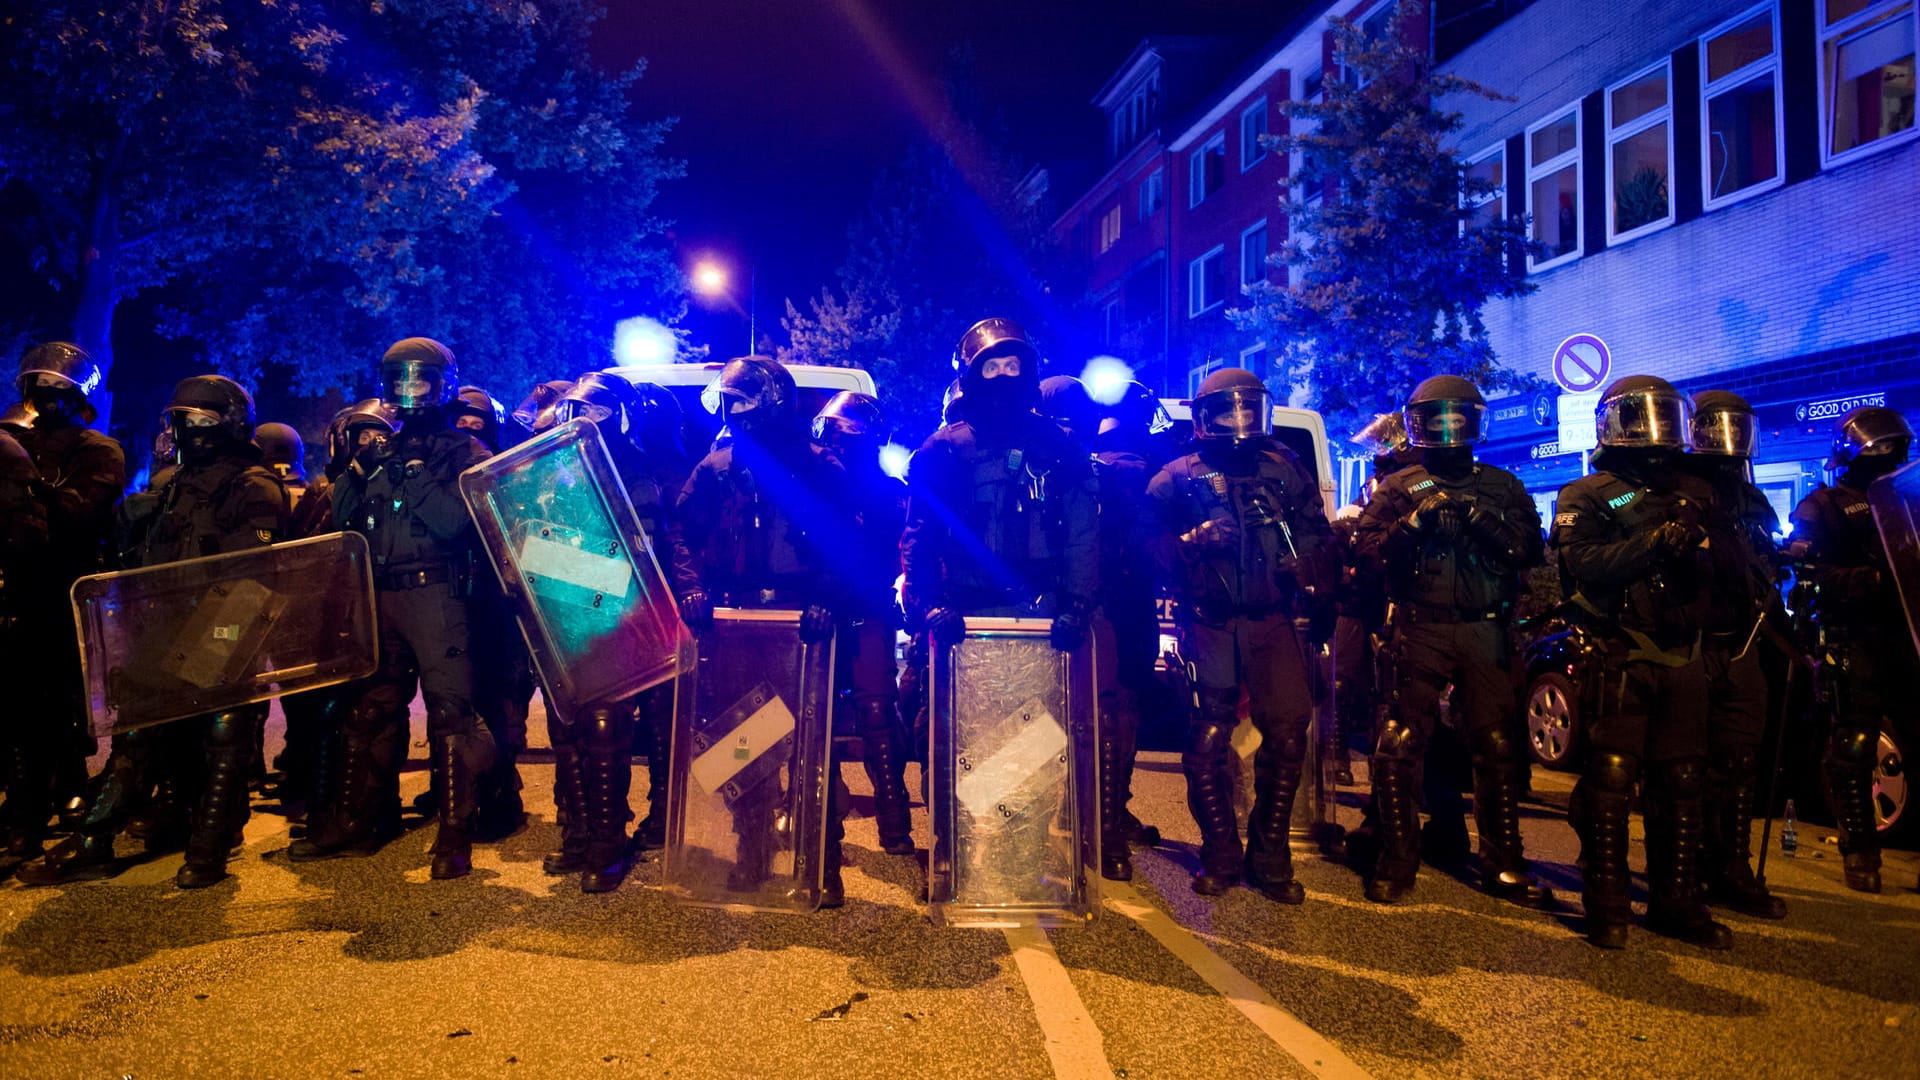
[1828,405,1914,470]
[700,356,798,430]
[1038,376,1100,443]
[1689,390,1759,458]
[811,390,887,445]
[165,375,255,459]
[1099,380,1174,437]
[255,422,306,481]
[16,341,103,402]
[1191,368,1272,442]
[379,337,458,412]
[556,371,641,434]
[1403,375,1487,448]
[1349,411,1410,457]
[1596,375,1691,450]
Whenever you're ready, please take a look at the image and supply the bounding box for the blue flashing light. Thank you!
[613,316,677,366]
[879,442,912,480]
[1081,356,1134,406]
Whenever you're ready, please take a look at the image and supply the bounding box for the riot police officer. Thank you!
[669,357,855,904]
[1553,375,1729,949]
[23,376,288,887]
[1681,391,1789,917]
[626,380,693,855]
[1147,368,1334,902]
[812,390,916,858]
[1790,405,1914,894]
[1355,376,1550,907]
[4,343,125,858]
[291,338,495,878]
[1334,413,1419,783]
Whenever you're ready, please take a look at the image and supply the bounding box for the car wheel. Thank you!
[1874,725,1913,846]
[1525,672,1581,770]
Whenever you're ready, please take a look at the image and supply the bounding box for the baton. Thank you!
[1731,607,1768,662]
[1755,655,1797,885]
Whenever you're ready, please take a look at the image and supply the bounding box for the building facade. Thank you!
[1051,0,1917,522]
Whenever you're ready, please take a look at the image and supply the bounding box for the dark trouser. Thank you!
[1575,646,1710,927]
[1823,638,1899,872]
[183,707,265,874]
[469,588,532,823]
[1331,613,1376,757]
[1372,620,1524,886]
[1183,613,1312,881]
[3,594,93,848]
[327,582,495,842]
[634,682,675,848]
[1702,639,1769,877]
[837,616,912,854]
[1094,593,1157,868]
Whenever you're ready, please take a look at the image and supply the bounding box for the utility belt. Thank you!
[717,578,814,609]
[1389,602,1507,627]
[373,561,465,592]
[1188,599,1289,625]
[1566,592,1700,667]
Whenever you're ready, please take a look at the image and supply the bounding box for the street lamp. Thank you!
[691,258,756,356]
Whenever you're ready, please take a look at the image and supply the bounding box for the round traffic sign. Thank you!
[1552,333,1612,393]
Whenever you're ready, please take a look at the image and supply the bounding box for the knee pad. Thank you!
[1587,751,1639,795]
[1471,723,1517,765]
[1827,725,1878,769]
[1374,718,1424,763]
[203,713,253,750]
[344,696,396,737]
[1255,724,1307,765]
[582,706,633,753]
[1655,757,1706,801]
[426,701,481,740]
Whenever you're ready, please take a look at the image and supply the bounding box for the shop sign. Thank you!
[1795,391,1886,423]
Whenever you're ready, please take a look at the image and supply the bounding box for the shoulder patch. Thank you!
[1606,490,1638,510]
[1553,511,1579,528]
[255,529,275,544]
[1408,478,1436,494]
[1844,501,1872,515]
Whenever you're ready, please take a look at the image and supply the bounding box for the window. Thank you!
[1819,0,1917,163]
[1138,168,1164,220]
[1606,61,1673,241]
[1110,72,1162,158]
[1098,204,1122,255]
[1240,220,1270,288]
[1464,145,1505,230]
[1102,298,1122,346]
[1240,98,1269,171]
[1341,1,1397,86]
[1188,357,1226,398]
[1702,4,1784,208]
[1526,106,1581,269]
[1239,343,1268,373]
[1189,133,1226,208]
[1188,245,1227,316]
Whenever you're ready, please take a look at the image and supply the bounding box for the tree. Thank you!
[1233,0,1540,426]
[778,53,1064,445]
[0,0,683,414]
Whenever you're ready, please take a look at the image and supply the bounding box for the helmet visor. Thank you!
[381,361,442,410]
[21,370,80,394]
[1194,386,1272,441]
[555,398,613,426]
[1349,412,1409,456]
[165,406,223,430]
[1404,399,1485,447]
[1598,390,1691,449]
[1839,410,1915,459]
[1691,409,1758,457]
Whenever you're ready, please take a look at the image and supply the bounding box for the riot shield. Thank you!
[459,418,681,718]
[1870,460,1920,658]
[663,609,834,913]
[929,618,1098,928]
[70,531,378,738]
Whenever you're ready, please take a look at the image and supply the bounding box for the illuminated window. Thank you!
[1189,133,1226,208]
[1464,145,1505,230]
[1526,105,1581,269]
[1819,0,1917,164]
[1099,204,1122,254]
[1606,61,1673,241]
[1702,4,1784,208]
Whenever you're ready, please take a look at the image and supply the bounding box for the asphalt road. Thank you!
[2,703,1916,1080]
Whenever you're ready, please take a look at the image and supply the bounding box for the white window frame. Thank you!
[1138,168,1164,221]
[1188,243,1227,316]
[1239,219,1270,288]
[1189,132,1226,208]
[1342,0,1396,87]
[1525,102,1584,272]
[1463,143,1506,229]
[1098,204,1122,254]
[1188,356,1226,398]
[1240,97,1269,172]
[1701,2,1786,211]
[1604,59,1676,244]
[1238,342,1269,370]
[1817,0,1919,168]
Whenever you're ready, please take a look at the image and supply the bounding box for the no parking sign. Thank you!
[1552,333,1611,393]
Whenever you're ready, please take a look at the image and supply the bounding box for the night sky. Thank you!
[595,0,1295,354]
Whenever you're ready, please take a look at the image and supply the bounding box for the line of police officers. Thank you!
[0,322,1910,949]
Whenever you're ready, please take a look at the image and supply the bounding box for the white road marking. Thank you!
[1105,880,1375,1080]
[1003,925,1112,1080]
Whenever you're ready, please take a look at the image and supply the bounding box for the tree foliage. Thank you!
[778,55,1062,446]
[1233,0,1540,426]
[0,0,683,410]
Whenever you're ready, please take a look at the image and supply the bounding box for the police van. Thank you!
[604,361,877,454]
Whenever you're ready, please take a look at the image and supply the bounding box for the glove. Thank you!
[1050,596,1091,653]
[1654,520,1704,560]
[799,604,836,643]
[1178,518,1240,560]
[1411,491,1464,539]
[676,589,713,630]
[925,606,966,647]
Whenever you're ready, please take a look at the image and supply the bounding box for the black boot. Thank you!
[1704,747,1786,918]
[178,713,256,889]
[1472,729,1553,908]
[289,707,402,862]
[430,730,491,881]
[632,695,672,855]
[16,831,117,885]
[1244,733,1305,905]
[1645,760,1733,950]
[1825,728,1882,893]
[476,749,525,842]
[821,773,846,909]
[1185,702,1241,897]
[1098,731,1132,881]
[543,741,590,875]
[578,708,633,894]
[1578,754,1637,949]
[1366,749,1420,904]
[1,737,52,857]
[857,700,915,856]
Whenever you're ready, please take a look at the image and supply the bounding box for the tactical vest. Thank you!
[1796,483,1896,632]
[1382,465,1520,619]
[1163,449,1305,618]
[1561,471,1709,650]
[701,444,828,603]
[135,458,285,568]
[943,424,1080,607]
[354,429,473,576]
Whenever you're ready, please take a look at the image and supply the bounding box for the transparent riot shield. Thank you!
[459,418,681,718]
[663,609,834,913]
[1869,459,1920,657]
[70,531,378,738]
[929,618,1098,928]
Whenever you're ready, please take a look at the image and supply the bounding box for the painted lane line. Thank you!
[1104,881,1374,1080]
[1003,925,1112,1080]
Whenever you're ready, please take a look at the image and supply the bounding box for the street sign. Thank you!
[1557,390,1602,453]
[1552,333,1612,393]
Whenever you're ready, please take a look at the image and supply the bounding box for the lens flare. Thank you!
[614,316,677,366]
[1081,356,1134,406]
[878,442,912,480]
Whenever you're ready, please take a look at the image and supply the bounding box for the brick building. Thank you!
[1049,0,1918,520]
